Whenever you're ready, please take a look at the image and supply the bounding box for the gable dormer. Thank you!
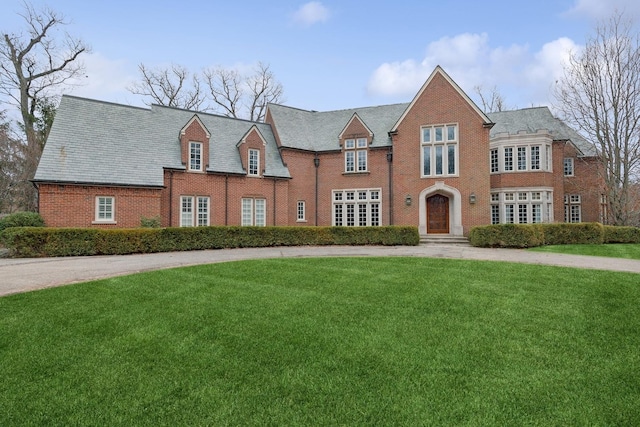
[237,125,267,177]
[339,113,373,174]
[180,115,211,172]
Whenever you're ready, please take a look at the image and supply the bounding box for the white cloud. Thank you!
[291,2,330,27]
[566,0,640,19]
[367,33,582,109]
[65,52,142,106]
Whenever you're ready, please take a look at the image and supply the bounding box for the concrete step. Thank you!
[420,235,470,245]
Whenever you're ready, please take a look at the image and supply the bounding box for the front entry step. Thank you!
[420,235,470,245]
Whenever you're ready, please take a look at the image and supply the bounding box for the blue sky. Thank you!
[2,0,640,113]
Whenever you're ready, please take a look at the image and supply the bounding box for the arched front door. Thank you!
[427,194,449,234]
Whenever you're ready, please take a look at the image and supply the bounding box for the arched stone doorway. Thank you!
[419,182,463,236]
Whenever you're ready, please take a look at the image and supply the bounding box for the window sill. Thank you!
[296,219,307,223]
[92,220,117,225]
[343,171,370,176]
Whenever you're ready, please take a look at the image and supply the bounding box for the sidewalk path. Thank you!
[1,244,639,297]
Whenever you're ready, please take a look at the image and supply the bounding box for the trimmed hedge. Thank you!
[0,212,45,232]
[604,225,640,243]
[468,224,544,248]
[0,225,420,258]
[469,222,638,248]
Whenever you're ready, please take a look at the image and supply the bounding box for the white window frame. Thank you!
[421,124,458,177]
[564,158,574,176]
[94,196,115,223]
[248,148,260,176]
[491,189,554,224]
[493,144,550,173]
[180,196,210,227]
[189,142,203,172]
[344,138,368,173]
[297,201,306,222]
[332,188,381,226]
[564,194,581,223]
[242,198,266,226]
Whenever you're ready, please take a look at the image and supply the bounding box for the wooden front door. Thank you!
[427,194,450,234]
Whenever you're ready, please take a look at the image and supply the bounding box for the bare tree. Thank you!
[203,62,284,121]
[554,12,640,226]
[0,110,25,213]
[203,66,243,118]
[474,85,509,112]
[128,63,205,110]
[0,2,89,211]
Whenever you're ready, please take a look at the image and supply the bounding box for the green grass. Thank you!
[1,257,639,425]
[531,243,640,260]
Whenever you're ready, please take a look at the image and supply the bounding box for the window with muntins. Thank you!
[297,201,306,222]
[180,196,209,227]
[344,138,367,173]
[189,142,203,171]
[564,158,574,176]
[492,144,549,173]
[421,124,457,177]
[95,196,114,222]
[333,189,381,226]
[242,198,266,226]
[248,149,260,176]
[564,194,581,222]
[491,190,553,224]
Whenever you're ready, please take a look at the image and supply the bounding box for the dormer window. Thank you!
[249,148,260,176]
[189,142,203,171]
[345,138,368,173]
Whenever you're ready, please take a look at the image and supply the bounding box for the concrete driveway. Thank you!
[1,244,639,297]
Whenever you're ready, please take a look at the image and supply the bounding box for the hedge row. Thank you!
[469,222,640,248]
[0,225,420,258]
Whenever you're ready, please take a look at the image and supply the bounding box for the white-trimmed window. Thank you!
[564,194,581,223]
[504,147,513,171]
[297,201,306,222]
[345,138,367,173]
[242,198,266,226]
[491,190,553,224]
[490,148,499,173]
[492,144,550,173]
[333,188,381,226]
[248,148,260,176]
[564,158,574,176]
[421,124,457,177]
[95,196,115,222]
[180,196,209,227]
[189,142,203,171]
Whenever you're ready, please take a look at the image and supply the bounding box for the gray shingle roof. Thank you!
[487,107,597,156]
[35,96,290,187]
[267,103,410,151]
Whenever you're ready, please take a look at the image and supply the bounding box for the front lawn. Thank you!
[530,243,640,260]
[1,258,639,425]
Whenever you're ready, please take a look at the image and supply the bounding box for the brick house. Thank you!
[33,66,604,237]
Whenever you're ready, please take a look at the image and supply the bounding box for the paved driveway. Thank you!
[1,245,639,297]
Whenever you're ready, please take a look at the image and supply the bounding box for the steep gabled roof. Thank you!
[267,102,408,152]
[34,96,290,187]
[487,107,597,156]
[391,65,492,132]
[338,113,374,139]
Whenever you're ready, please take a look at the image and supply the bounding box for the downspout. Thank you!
[314,153,320,226]
[273,177,277,226]
[168,170,174,226]
[225,174,229,225]
[387,146,394,225]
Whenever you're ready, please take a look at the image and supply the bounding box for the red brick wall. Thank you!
[391,72,491,235]
[162,170,289,227]
[38,183,161,228]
